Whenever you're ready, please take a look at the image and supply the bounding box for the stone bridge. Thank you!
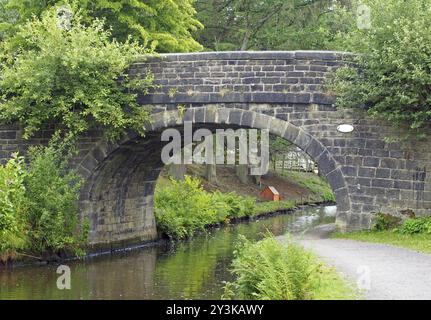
[1,51,430,250]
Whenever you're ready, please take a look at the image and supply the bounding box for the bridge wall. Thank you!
[1,51,430,249]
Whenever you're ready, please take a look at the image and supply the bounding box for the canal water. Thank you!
[0,205,336,300]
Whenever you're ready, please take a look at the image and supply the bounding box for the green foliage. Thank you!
[330,0,431,136]
[223,235,357,300]
[0,6,153,142]
[399,217,431,235]
[269,135,294,166]
[24,145,86,255]
[0,146,87,260]
[335,216,431,253]
[154,176,218,239]
[282,171,335,203]
[195,0,353,51]
[211,191,255,219]
[0,0,203,52]
[253,200,296,216]
[373,213,402,231]
[154,176,256,239]
[0,153,28,261]
[333,229,431,254]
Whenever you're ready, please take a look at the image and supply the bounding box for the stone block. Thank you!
[358,167,376,178]
[326,168,346,191]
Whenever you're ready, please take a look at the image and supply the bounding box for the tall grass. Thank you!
[223,235,357,300]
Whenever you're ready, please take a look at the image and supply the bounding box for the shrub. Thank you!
[24,146,87,256]
[399,217,431,235]
[154,176,218,239]
[223,236,315,300]
[223,235,356,300]
[373,213,402,231]
[0,153,28,261]
[154,176,256,239]
[0,146,87,260]
[211,191,255,219]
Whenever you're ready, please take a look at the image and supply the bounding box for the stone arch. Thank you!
[78,106,352,248]
[0,50,430,249]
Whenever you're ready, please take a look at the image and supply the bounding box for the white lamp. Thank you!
[337,124,355,133]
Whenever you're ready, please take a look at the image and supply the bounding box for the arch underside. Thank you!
[79,106,364,247]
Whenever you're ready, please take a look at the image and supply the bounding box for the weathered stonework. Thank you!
[1,51,430,248]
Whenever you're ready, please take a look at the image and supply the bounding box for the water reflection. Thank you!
[0,205,336,300]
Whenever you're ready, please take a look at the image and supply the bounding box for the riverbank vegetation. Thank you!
[0,147,86,263]
[154,176,255,239]
[154,167,335,240]
[223,235,358,300]
[333,214,431,253]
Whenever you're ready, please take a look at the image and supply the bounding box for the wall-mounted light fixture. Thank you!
[337,124,355,133]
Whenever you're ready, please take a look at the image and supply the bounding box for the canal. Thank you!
[0,205,336,300]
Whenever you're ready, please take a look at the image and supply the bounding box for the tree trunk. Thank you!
[240,31,251,51]
[169,164,186,180]
[205,164,217,183]
[236,164,250,184]
[252,175,262,188]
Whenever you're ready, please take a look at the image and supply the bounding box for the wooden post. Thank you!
[282,154,286,175]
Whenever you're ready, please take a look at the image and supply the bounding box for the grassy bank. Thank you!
[333,215,431,254]
[332,231,431,254]
[280,171,335,203]
[223,235,358,300]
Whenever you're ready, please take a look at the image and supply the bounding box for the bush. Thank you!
[154,176,218,239]
[0,146,87,260]
[24,146,87,256]
[0,153,28,261]
[373,213,402,231]
[331,0,431,136]
[211,191,255,219]
[154,176,256,239]
[223,235,356,300]
[400,217,431,235]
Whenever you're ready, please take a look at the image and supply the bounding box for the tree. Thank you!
[0,6,153,142]
[205,164,217,183]
[269,135,293,171]
[194,0,352,51]
[330,0,431,137]
[0,0,203,52]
